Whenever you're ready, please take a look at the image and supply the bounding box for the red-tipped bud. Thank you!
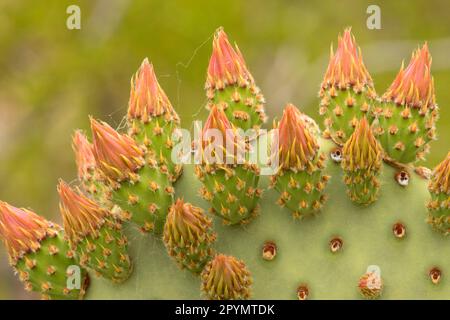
[342,117,383,171]
[57,180,108,245]
[429,151,450,195]
[206,27,254,90]
[72,130,96,181]
[200,105,244,159]
[278,104,320,170]
[0,202,58,262]
[127,58,179,122]
[90,118,144,181]
[383,43,435,110]
[321,28,372,89]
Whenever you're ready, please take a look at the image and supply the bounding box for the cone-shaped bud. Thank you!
[271,104,329,218]
[58,181,132,282]
[195,106,261,225]
[128,58,179,123]
[91,118,173,234]
[342,117,383,205]
[205,27,266,130]
[200,254,252,300]
[127,59,182,182]
[163,199,216,273]
[91,118,144,182]
[72,130,109,201]
[319,28,376,145]
[0,201,88,299]
[278,104,320,170]
[358,271,383,299]
[427,152,450,235]
[374,44,438,164]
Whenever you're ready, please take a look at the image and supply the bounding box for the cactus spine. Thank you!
[163,199,216,273]
[319,28,376,146]
[206,28,267,131]
[427,152,450,235]
[58,181,132,282]
[271,104,329,218]
[195,106,261,225]
[200,254,252,300]
[0,202,88,300]
[373,44,438,164]
[341,117,383,205]
[127,59,182,182]
[90,118,173,234]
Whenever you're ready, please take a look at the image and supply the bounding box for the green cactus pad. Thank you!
[85,139,450,299]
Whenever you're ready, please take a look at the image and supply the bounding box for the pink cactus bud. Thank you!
[127,58,179,123]
[278,104,319,169]
[57,180,108,244]
[0,201,58,262]
[72,130,96,181]
[321,27,372,89]
[90,118,144,181]
[383,43,435,110]
[429,151,450,194]
[206,27,254,90]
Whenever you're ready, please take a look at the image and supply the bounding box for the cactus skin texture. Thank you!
[427,152,450,235]
[206,28,267,131]
[200,254,252,300]
[163,199,216,273]
[373,44,438,164]
[1,27,450,300]
[0,202,88,300]
[341,117,383,205]
[271,104,329,218]
[58,181,132,283]
[90,118,174,234]
[195,106,262,225]
[319,28,376,146]
[127,59,182,183]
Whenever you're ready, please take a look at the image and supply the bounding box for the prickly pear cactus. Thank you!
[0,27,449,300]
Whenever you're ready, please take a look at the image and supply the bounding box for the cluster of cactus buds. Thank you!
[0,26,448,301]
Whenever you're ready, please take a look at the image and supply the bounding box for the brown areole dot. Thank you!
[429,267,441,285]
[262,241,277,261]
[395,170,410,187]
[297,284,309,300]
[329,237,343,253]
[330,147,343,163]
[392,222,406,239]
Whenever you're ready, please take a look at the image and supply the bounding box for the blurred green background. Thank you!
[0,0,449,299]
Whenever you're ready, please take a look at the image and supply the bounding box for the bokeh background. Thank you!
[0,0,449,299]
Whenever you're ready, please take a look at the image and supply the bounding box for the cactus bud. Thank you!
[358,271,383,299]
[342,117,383,205]
[163,199,216,273]
[195,106,261,225]
[58,181,132,282]
[271,104,329,218]
[127,58,182,182]
[427,152,450,235]
[0,201,88,299]
[374,44,438,164]
[319,28,376,145]
[200,254,252,300]
[90,118,173,234]
[206,27,266,130]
